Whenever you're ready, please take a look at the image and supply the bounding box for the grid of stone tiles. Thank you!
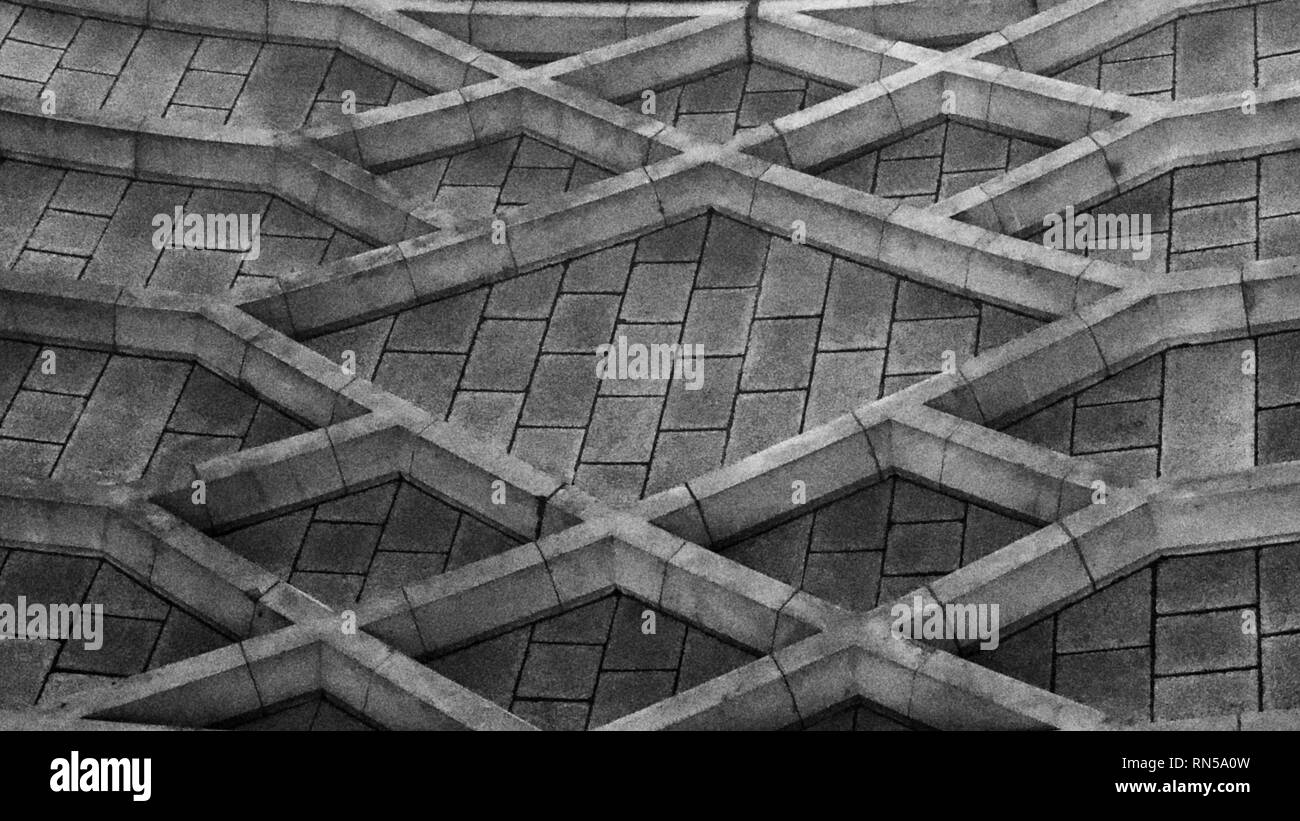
[795,698,930,730]
[0,546,234,709]
[815,120,1059,207]
[1022,149,1300,274]
[0,2,426,127]
[378,135,614,219]
[1001,331,1300,481]
[621,62,849,143]
[719,476,1040,612]
[304,212,1043,505]
[423,591,758,730]
[0,159,373,291]
[0,339,311,483]
[965,541,1300,722]
[212,479,522,609]
[1051,0,1300,100]
[213,694,379,731]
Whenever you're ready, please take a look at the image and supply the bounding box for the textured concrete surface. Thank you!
[2,0,1300,732]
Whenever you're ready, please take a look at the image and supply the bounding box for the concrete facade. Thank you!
[1,0,1299,730]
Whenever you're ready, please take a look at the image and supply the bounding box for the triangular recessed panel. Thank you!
[717,477,1040,612]
[0,340,312,483]
[0,546,235,709]
[424,591,759,729]
[213,479,523,608]
[0,159,374,292]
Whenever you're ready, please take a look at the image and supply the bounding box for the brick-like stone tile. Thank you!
[1157,551,1256,614]
[582,396,662,463]
[887,318,978,375]
[1162,341,1254,477]
[1073,399,1160,453]
[645,429,725,494]
[0,38,60,81]
[1155,670,1256,721]
[1056,647,1151,723]
[1262,633,1300,710]
[806,350,885,428]
[1155,610,1257,675]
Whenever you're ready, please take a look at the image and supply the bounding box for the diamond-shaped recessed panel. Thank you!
[1021,150,1300,274]
[0,2,431,125]
[379,135,615,219]
[1001,331,1300,481]
[622,62,848,142]
[212,693,380,731]
[212,479,523,608]
[0,341,312,482]
[1052,0,1300,100]
[965,541,1300,722]
[303,212,1043,504]
[0,159,374,292]
[718,477,1040,611]
[817,120,1059,207]
[0,546,235,708]
[424,592,758,729]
